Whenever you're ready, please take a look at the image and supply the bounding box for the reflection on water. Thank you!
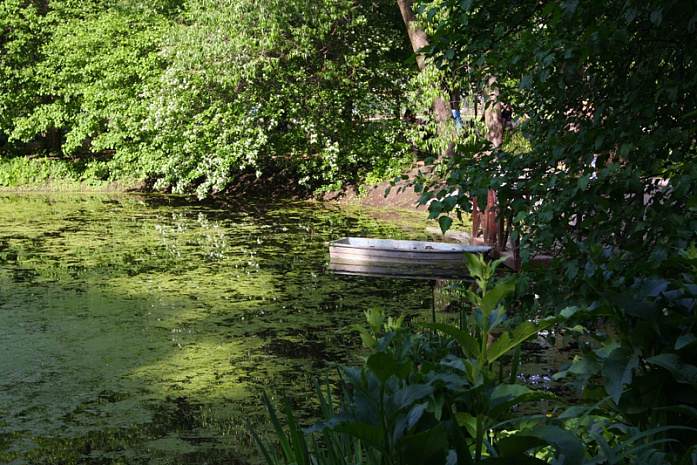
[0,193,437,464]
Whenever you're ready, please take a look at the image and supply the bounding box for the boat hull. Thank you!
[328,237,491,280]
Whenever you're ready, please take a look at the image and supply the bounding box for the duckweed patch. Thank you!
[0,194,437,464]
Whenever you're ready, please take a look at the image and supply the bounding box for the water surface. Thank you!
[0,193,437,464]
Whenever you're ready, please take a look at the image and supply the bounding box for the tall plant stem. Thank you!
[475,412,484,463]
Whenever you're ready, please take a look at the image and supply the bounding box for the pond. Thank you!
[0,193,570,464]
[0,193,445,464]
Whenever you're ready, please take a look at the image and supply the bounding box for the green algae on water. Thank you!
[0,194,436,464]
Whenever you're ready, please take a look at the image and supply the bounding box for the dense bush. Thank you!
[408,0,697,311]
[0,0,416,197]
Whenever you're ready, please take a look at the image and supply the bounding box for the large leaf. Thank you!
[497,425,584,465]
[396,423,450,465]
[489,384,531,409]
[495,435,550,458]
[489,385,560,419]
[602,346,640,403]
[366,352,400,384]
[331,421,385,446]
[349,324,376,351]
[439,215,454,234]
[479,278,516,316]
[647,353,697,384]
[390,384,435,412]
[406,402,429,431]
[463,251,487,283]
[602,293,663,320]
[675,333,697,350]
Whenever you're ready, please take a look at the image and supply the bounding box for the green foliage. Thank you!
[1,0,416,197]
[409,0,697,309]
[0,155,114,188]
[552,254,697,455]
[251,253,697,464]
[251,254,579,464]
[139,0,415,197]
[247,378,377,465]
[3,1,167,157]
[0,0,46,135]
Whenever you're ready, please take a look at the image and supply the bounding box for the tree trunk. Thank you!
[483,75,503,147]
[396,0,454,156]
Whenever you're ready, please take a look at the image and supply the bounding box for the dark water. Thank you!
[0,193,441,464]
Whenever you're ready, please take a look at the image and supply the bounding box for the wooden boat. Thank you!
[328,237,491,280]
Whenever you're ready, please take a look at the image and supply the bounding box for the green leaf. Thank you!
[365,306,385,333]
[463,251,487,283]
[350,324,376,350]
[602,347,640,404]
[675,333,697,350]
[391,384,434,411]
[438,215,453,234]
[650,8,663,26]
[490,383,528,406]
[261,391,300,462]
[331,422,384,445]
[479,278,516,315]
[496,435,549,457]
[578,174,590,190]
[487,318,557,364]
[460,0,473,12]
[406,402,428,430]
[455,411,477,437]
[500,426,584,465]
[561,0,578,17]
[612,28,629,44]
[602,293,663,320]
[427,7,438,22]
[618,142,634,158]
[489,384,559,418]
[647,354,697,384]
[428,200,443,219]
[520,75,532,89]
[367,352,400,384]
[396,423,449,465]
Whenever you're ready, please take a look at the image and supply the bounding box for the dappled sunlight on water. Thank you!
[0,193,436,464]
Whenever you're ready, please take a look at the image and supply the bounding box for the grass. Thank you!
[0,154,141,192]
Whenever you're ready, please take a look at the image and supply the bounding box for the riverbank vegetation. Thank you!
[251,0,696,463]
[0,0,420,198]
[2,0,697,463]
[253,252,697,465]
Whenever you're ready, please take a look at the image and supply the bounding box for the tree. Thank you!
[2,0,416,197]
[124,0,415,197]
[408,3,697,454]
[0,0,48,145]
[396,0,452,131]
[1,0,177,158]
[413,0,697,303]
